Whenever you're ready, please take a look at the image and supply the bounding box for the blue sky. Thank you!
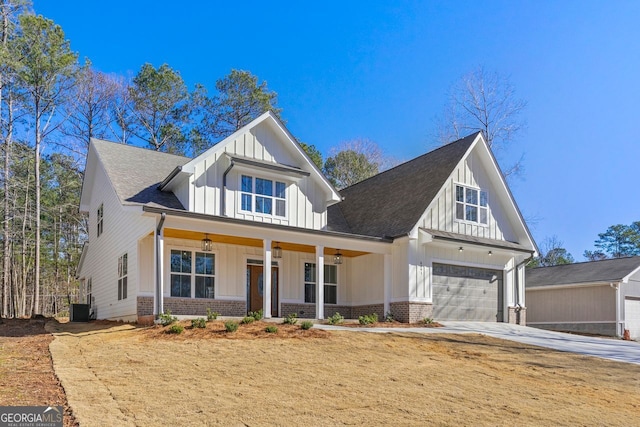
[35,0,640,259]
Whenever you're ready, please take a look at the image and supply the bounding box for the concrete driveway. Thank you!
[316,322,640,365]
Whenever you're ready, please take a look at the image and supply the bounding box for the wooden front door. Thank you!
[248,265,279,316]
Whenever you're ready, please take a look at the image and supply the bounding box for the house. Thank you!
[76,111,537,324]
[526,257,640,338]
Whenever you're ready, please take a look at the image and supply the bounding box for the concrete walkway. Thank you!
[315,321,640,365]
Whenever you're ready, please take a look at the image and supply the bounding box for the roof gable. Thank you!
[328,133,478,238]
[527,256,640,287]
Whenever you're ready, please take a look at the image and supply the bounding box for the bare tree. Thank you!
[528,236,574,267]
[437,66,527,177]
[323,138,396,189]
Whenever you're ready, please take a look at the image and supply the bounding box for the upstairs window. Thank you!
[240,175,286,217]
[455,185,488,225]
[97,203,104,237]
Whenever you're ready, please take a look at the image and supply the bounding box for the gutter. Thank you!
[610,282,622,337]
[155,212,166,318]
[514,253,534,324]
[221,160,235,217]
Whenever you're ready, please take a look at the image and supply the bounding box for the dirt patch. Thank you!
[0,318,78,426]
[47,319,640,426]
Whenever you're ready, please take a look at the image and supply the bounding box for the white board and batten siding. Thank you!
[80,160,155,320]
[419,150,518,243]
[173,121,329,231]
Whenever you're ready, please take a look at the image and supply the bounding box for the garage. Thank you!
[432,263,504,321]
[625,298,640,340]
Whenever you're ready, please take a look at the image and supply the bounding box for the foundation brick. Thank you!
[137,296,246,318]
[390,301,433,323]
[507,306,526,325]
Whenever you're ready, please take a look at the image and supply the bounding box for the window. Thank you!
[304,263,338,304]
[455,185,488,225]
[86,277,92,305]
[240,175,286,217]
[170,249,216,299]
[118,253,127,300]
[97,203,104,237]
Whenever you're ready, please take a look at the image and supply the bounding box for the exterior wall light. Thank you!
[201,233,213,252]
[273,242,283,259]
[333,250,343,265]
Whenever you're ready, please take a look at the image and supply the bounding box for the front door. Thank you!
[247,265,279,316]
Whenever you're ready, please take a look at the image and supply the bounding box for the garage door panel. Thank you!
[625,298,640,340]
[433,263,503,322]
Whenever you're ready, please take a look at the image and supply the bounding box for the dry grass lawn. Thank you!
[47,319,640,426]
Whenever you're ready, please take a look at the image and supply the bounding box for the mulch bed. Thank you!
[338,320,444,328]
[0,318,78,427]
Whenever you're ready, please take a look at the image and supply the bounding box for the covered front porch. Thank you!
[137,207,393,321]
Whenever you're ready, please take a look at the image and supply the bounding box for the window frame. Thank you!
[86,277,92,305]
[117,253,127,301]
[97,203,104,237]
[169,248,216,299]
[303,262,338,304]
[239,174,287,218]
[454,183,489,226]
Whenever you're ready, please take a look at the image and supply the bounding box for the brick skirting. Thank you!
[137,296,246,317]
[507,306,526,325]
[390,301,433,323]
[280,303,353,319]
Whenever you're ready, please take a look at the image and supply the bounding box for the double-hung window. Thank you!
[455,185,488,225]
[97,203,104,237]
[303,263,338,304]
[86,277,92,305]
[240,175,286,217]
[170,250,216,299]
[118,253,127,300]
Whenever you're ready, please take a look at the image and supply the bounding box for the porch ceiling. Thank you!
[162,228,369,258]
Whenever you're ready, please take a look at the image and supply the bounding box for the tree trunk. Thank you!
[2,93,12,317]
[33,100,41,316]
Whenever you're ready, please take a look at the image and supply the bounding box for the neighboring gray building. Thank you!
[526,257,640,339]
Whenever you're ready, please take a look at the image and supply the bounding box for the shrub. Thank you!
[224,321,239,332]
[241,316,255,324]
[327,312,344,325]
[166,323,184,334]
[358,313,378,325]
[159,310,177,326]
[283,313,298,325]
[422,317,434,325]
[248,309,263,321]
[300,321,313,330]
[384,312,394,323]
[191,318,207,329]
[206,309,219,321]
[265,325,278,333]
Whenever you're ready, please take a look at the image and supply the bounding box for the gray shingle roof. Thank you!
[327,133,478,238]
[92,139,189,209]
[526,256,640,287]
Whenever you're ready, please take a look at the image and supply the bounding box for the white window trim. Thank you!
[302,261,338,304]
[167,246,217,299]
[454,183,489,227]
[117,253,128,301]
[97,203,104,237]
[238,173,288,220]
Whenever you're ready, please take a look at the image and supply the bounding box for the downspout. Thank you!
[514,254,534,324]
[155,212,166,319]
[221,160,235,217]
[610,282,621,337]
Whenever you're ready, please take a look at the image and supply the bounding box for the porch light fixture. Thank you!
[333,250,343,265]
[458,247,463,252]
[201,233,213,252]
[488,250,493,256]
[273,242,283,259]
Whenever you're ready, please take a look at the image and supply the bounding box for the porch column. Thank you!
[263,239,272,319]
[316,245,324,319]
[155,227,164,316]
[384,254,392,315]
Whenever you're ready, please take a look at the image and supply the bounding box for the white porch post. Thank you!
[263,239,272,319]
[316,245,324,319]
[155,227,164,316]
[384,254,392,315]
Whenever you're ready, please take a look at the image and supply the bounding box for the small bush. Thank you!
[206,309,219,321]
[422,317,434,325]
[358,313,379,325]
[300,321,313,330]
[265,325,278,333]
[384,312,394,323]
[327,312,344,325]
[224,321,239,332]
[248,309,263,321]
[241,316,255,324]
[282,313,298,325]
[191,317,207,329]
[166,323,184,334]
[159,310,177,326]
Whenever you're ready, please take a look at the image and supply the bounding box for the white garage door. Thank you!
[432,263,504,321]
[625,298,640,340]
